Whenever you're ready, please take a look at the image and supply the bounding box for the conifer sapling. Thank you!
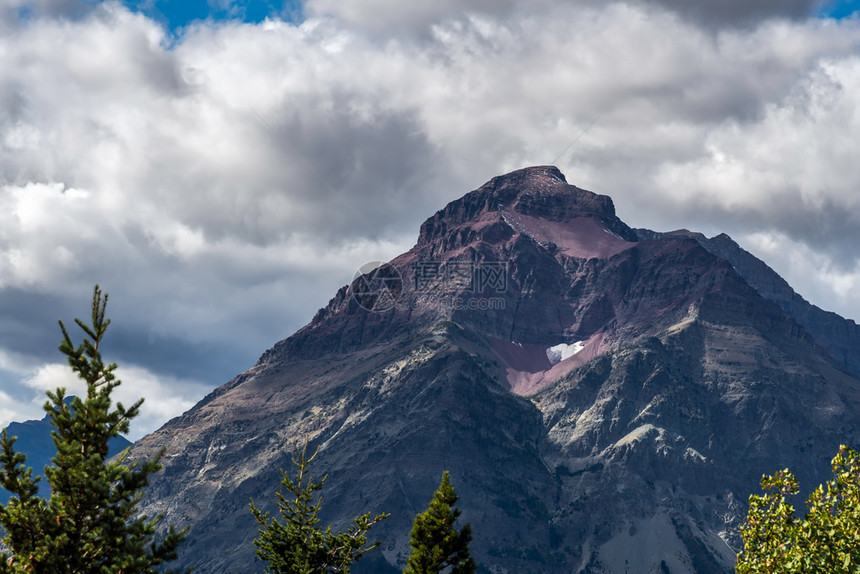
[0,285,188,574]
[404,471,476,574]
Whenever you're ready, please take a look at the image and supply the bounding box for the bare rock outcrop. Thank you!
[128,167,860,573]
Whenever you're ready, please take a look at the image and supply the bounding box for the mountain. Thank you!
[1,397,133,503]
[127,166,860,573]
[634,228,860,380]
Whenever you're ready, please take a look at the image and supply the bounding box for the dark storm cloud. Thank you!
[7,0,95,20]
[253,104,451,241]
[640,0,822,27]
[162,98,448,246]
[0,287,245,383]
[0,290,72,361]
[668,193,860,272]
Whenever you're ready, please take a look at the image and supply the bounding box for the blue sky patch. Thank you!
[820,0,860,18]
[124,0,303,32]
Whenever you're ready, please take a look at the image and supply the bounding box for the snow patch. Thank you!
[546,341,585,365]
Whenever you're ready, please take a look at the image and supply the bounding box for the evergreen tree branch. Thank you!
[0,285,189,573]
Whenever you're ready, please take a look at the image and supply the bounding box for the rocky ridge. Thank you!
[128,166,860,573]
[636,228,860,379]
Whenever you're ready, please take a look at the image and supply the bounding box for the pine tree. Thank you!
[404,471,475,574]
[0,285,188,574]
[249,436,389,574]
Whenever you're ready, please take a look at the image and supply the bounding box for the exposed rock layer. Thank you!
[129,166,860,573]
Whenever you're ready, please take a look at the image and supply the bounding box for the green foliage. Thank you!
[404,471,475,574]
[0,285,188,574]
[249,437,389,573]
[737,444,860,573]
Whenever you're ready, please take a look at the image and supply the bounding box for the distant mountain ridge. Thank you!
[0,397,132,503]
[635,228,860,379]
[126,166,860,573]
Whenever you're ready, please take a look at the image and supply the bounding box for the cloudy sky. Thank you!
[1,0,859,438]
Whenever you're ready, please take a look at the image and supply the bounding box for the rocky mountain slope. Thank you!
[635,228,860,379]
[128,166,860,573]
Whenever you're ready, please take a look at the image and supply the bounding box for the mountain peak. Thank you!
[477,165,613,221]
[129,166,860,574]
[416,166,638,260]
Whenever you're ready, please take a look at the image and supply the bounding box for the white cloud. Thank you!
[742,230,860,321]
[0,389,42,435]
[4,0,860,436]
[4,353,210,440]
[19,362,81,393]
[303,0,832,33]
[652,51,860,265]
[110,364,211,440]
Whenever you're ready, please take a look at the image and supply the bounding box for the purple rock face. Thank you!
[128,167,860,574]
